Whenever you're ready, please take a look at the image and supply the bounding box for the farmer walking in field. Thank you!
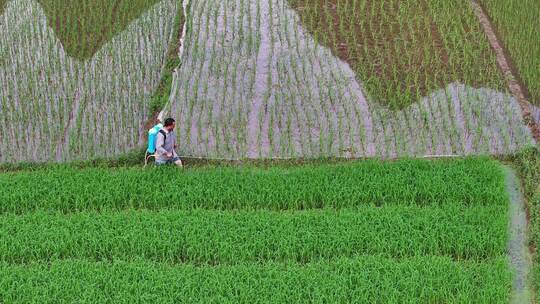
[155,118,183,167]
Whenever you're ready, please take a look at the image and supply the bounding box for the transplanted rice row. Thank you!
[0,158,507,214]
[0,256,511,304]
[0,206,507,264]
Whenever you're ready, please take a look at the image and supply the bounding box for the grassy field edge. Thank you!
[513,146,540,300]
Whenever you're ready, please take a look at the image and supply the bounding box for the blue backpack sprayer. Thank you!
[144,123,163,167]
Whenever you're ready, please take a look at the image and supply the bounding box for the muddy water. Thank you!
[504,166,533,304]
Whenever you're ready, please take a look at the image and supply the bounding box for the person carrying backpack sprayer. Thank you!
[152,118,183,167]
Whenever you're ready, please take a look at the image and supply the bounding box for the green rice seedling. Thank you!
[34,0,164,60]
[0,205,507,264]
[0,158,507,213]
[480,0,540,105]
[287,0,505,110]
[0,256,511,303]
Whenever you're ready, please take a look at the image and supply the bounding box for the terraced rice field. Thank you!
[0,158,514,302]
[0,0,538,163]
[478,0,540,132]
[1,0,539,301]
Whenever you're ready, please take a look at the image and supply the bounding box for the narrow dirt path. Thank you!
[504,166,533,304]
[471,0,540,143]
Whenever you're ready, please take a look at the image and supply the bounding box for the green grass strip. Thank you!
[0,158,506,213]
[0,256,511,303]
[0,206,507,264]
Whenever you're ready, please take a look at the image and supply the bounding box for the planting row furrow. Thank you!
[0,206,507,264]
[0,159,507,213]
[166,0,256,159]
[0,257,511,303]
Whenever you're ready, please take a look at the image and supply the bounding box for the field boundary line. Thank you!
[504,166,533,303]
[470,0,540,143]
[246,1,273,158]
[172,154,465,161]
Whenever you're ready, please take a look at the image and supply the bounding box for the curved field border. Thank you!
[287,0,505,110]
[0,0,163,60]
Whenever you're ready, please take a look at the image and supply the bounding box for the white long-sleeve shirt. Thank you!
[155,128,178,161]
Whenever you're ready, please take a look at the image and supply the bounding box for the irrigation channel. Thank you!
[158,0,190,123]
[504,166,533,303]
